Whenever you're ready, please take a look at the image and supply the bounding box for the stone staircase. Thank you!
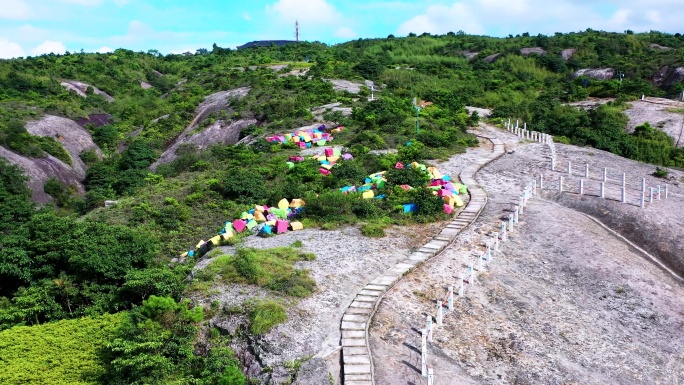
[339,132,506,385]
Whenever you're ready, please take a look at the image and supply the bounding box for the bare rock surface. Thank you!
[462,52,479,60]
[60,80,114,102]
[311,102,352,121]
[325,79,375,94]
[623,98,684,147]
[466,106,492,118]
[151,87,251,169]
[370,126,684,385]
[520,47,546,56]
[573,68,615,80]
[561,48,577,60]
[26,115,102,178]
[195,223,444,384]
[0,146,84,203]
[483,53,501,63]
[653,66,684,89]
[140,81,153,89]
[650,43,671,51]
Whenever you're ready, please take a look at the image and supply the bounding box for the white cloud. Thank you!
[0,38,25,58]
[334,27,356,39]
[0,0,33,20]
[30,40,67,56]
[397,0,684,37]
[398,3,484,36]
[243,12,251,21]
[266,0,341,25]
[96,46,113,53]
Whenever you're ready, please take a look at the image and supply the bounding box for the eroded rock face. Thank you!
[520,47,546,56]
[325,79,375,94]
[561,48,577,60]
[653,66,684,89]
[26,115,102,178]
[483,53,501,63]
[150,88,252,169]
[0,146,84,203]
[60,80,114,102]
[572,68,615,80]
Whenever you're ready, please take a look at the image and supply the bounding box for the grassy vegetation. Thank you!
[0,313,124,385]
[248,300,288,335]
[198,247,317,297]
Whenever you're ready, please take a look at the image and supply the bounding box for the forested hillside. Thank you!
[1,29,684,384]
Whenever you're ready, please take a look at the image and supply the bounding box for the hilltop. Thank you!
[0,30,684,385]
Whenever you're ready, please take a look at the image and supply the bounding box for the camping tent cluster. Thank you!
[181,198,305,259]
[340,162,467,214]
[266,125,344,148]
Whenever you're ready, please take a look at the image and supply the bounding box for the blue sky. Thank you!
[0,0,682,58]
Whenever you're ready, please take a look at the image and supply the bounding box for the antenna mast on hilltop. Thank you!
[295,20,300,42]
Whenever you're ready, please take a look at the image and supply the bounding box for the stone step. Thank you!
[345,374,372,381]
[344,364,372,375]
[344,347,368,355]
[341,321,366,330]
[342,330,365,339]
[342,314,368,323]
[344,354,371,365]
[346,381,373,385]
[342,338,366,347]
[364,284,387,291]
[346,306,373,315]
[354,295,377,303]
[350,301,374,309]
[358,289,382,297]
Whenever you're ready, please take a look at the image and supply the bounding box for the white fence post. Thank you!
[567,161,572,175]
[585,163,589,178]
[514,205,520,223]
[426,314,433,342]
[657,185,661,200]
[551,158,555,171]
[665,184,669,199]
[508,214,514,230]
[649,187,654,203]
[579,179,584,195]
[539,174,544,190]
[641,191,646,208]
[421,329,427,377]
[469,263,476,284]
[447,286,454,311]
[427,368,434,385]
[558,176,564,193]
[622,186,627,203]
[622,173,626,188]
[436,300,443,326]
[457,273,464,296]
[500,222,507,241]
[600,182,605,198]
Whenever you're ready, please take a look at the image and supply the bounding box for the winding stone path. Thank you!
[339,131,506,385]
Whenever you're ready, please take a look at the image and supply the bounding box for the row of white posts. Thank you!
[504,119,552,144]
[420,179,538,384]
[545,161,670,208]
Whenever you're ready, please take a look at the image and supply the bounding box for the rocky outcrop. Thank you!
[26,115,102,178]
[0,146,84,204]
[483,53,501,63]
[653,66,684,89]
[60,80,115,102]
[141,81,153,89]
[461,51,479,60]
[650,43,671,51]
[311,102,352,121]
[150,88,252,169]
[520,47,546,56]
[572,68,615,80]
[561,48,577,60]
[325,79,375,94]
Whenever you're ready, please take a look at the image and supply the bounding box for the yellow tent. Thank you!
[278,198,290,210]
[290,221,304,231]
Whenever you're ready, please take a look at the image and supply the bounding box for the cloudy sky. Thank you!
[0,0,682,58]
